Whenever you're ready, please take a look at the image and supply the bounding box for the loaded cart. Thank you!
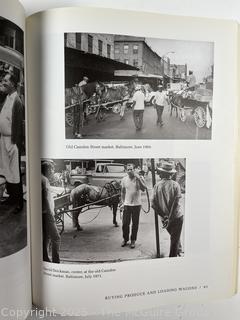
[170,87,212,128]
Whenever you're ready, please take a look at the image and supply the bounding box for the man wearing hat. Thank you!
[187,71,196,91]
[151,161,183,257]
[41,160,61,263]
[78,76,89,87]
[152,85,167,126]
[132,85,145,131]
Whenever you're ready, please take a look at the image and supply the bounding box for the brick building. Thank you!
[65,33,114,59]
[64,33,137,87]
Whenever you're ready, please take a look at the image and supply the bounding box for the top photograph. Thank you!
[64,33,214,140]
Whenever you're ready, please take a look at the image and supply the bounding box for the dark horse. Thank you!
[70,181,121,231]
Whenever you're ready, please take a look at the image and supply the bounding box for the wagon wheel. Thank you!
[193,106,206,128]
[54,210,64,235]
[179,108,187,122]
[65,110,74,127]
[112,103,121,114]
[84,103,91,116]
[96,106,106,122]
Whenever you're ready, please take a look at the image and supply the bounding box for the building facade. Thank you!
[114,35,164,76]
[170,64,188,82]
[65,33,114,59]
[64,33,137,87]
[0,17,24,84]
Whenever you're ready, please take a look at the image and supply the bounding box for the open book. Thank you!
[0,0,239,318]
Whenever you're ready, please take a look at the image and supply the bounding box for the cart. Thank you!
[65,98,126,126]
[170,88,212,128]
[178,98,212,128]
[53,191,121,235]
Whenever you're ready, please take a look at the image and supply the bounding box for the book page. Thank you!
[0,0,32,319]
[26,7,239,316]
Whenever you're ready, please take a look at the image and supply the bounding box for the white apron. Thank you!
[0,92,20,184]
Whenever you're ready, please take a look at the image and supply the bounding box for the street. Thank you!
[58,174,185,264]
[0,203,27,258]
[66,104,211,140]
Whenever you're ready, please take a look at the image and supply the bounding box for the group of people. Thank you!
[41,159,184,263]
[0,72,24,214]
[120,161,184,257]
[122,70,197,131]
[124,83,169,131]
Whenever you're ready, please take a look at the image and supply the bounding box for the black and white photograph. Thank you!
[65,33,213,140]
[0,17,27,258]
[41,158,186,264]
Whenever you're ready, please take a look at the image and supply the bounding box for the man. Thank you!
[153,85,167,126]
[119,88,129,120]
[120,163,147,249]
[187,71,196,90]
[151,161,184,257]
[72,84,84,139]
[0,73,23,214]
[41,160,61,263]
[78,76,89,87]
[132,85,145,131]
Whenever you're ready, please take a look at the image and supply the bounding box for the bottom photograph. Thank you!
[41,158,186,264]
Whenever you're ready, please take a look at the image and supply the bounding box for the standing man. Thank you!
[119,88,129,120]
[41,160,61,263]
[153,85,167,126]
[120,164,147,248]
[132,85,145,131]
[187,71,196,90]
[72,84,83,139]
[151,161,184,257]
[72,76,89,138]
[0,73,23,214]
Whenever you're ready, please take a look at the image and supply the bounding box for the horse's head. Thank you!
[109,180,121,193]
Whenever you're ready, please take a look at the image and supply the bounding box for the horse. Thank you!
[70,180,121,231]
[168,90,189,117]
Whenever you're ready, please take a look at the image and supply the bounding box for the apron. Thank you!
[0,92,20,184]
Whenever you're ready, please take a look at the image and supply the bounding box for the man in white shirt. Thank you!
[120,164,147,248]
[153,85,167,126]
[132,85,145,131]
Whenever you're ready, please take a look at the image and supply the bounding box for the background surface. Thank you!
[19,0,240,20]
[18,0,240,319]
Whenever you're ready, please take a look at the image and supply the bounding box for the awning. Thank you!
[0,46,24,69]
[114,70,163,79]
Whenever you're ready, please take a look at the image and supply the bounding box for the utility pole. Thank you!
[151,158,160,258]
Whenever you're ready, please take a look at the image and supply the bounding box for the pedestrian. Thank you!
[119,88,129,120]
[187,71,196,91]
[132,85,145,131]
[120,163,147,249]
[41,160,61,263]
[72,84,84,139]
[153,85,167,126]
[151,161,184,257]
[0,73,24,214]
[78,76,89,87]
